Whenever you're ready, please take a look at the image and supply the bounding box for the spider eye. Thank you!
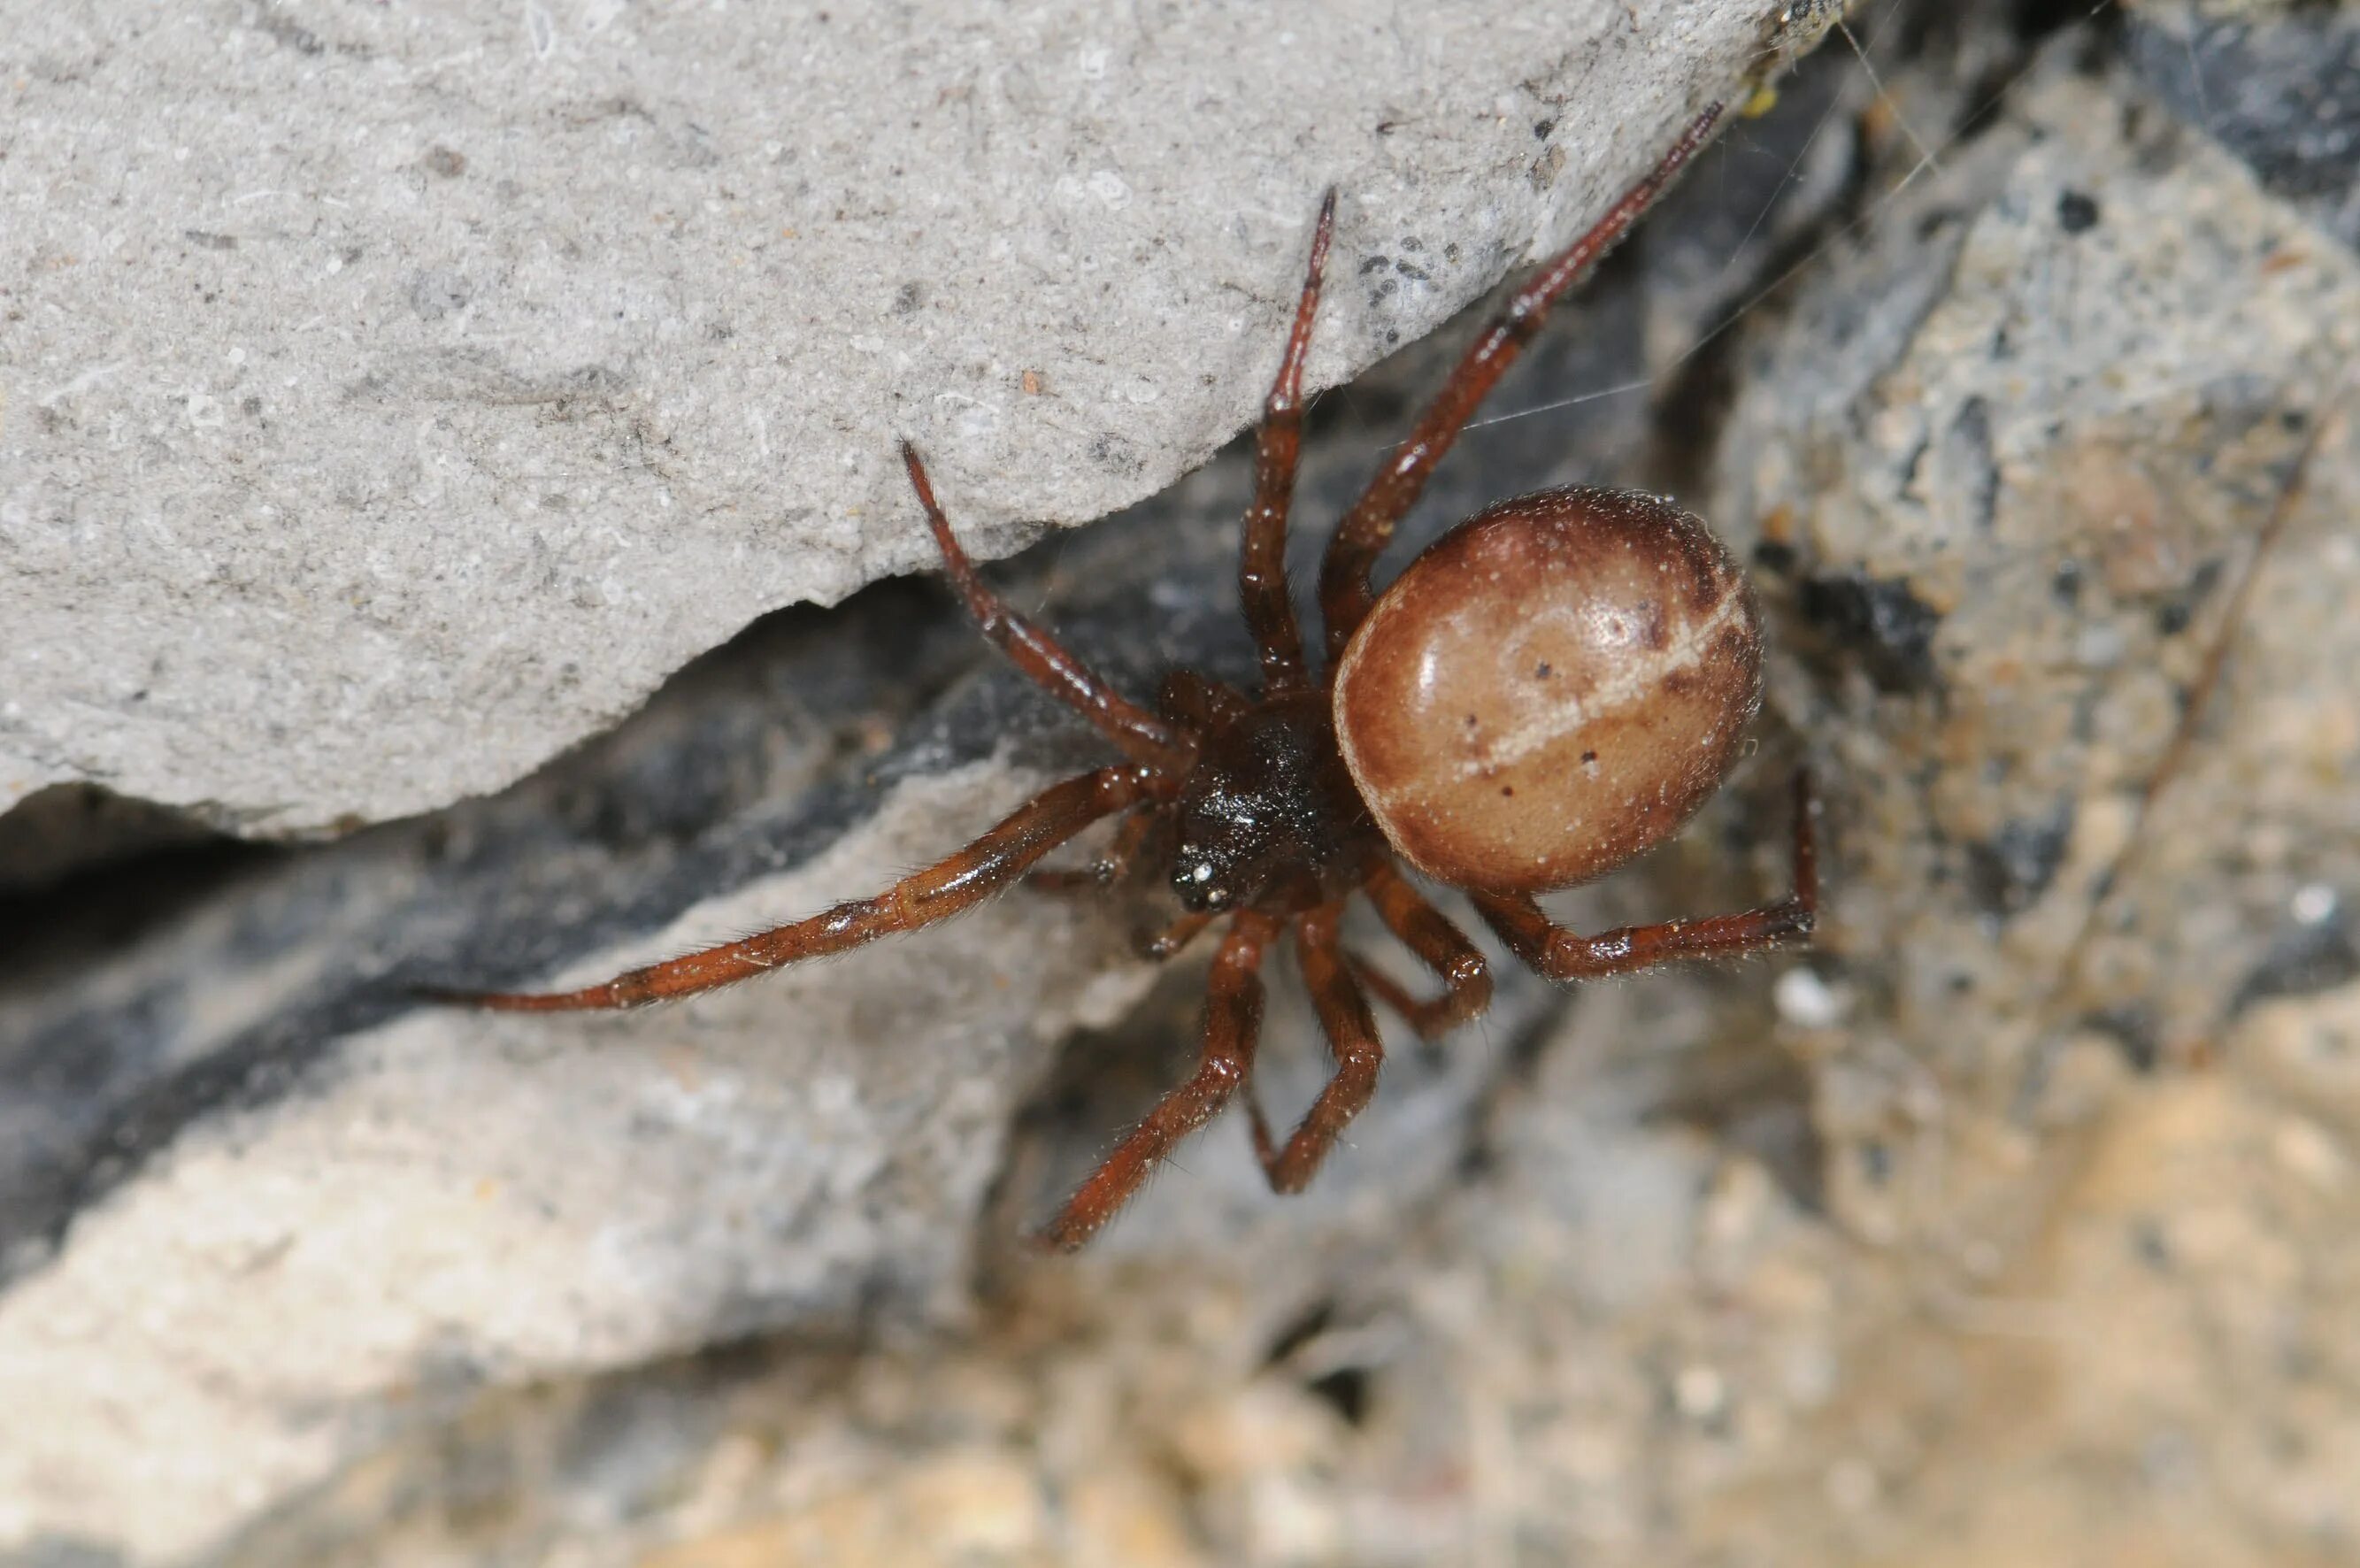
[1172,853,1232,911]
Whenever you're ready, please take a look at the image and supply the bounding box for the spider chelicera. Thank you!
[435,103,1818,1249]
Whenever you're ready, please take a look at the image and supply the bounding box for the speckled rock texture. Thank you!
[2,0,1814,832]
[1716,12,2360,1248]
[5,1,2359,1564]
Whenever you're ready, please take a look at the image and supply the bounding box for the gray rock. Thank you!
[2,0,1818,833]
[2126,0,2360,251]
[1710,29,2360,1241]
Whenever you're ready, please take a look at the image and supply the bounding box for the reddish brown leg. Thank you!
[1238,189,1337,698]
[1317,105,1724,662]
[1473,771,1818,981]
[1244,901,1386,1194]
[1036,911,1281,1250]
[432,765,1156,1011]
[1141,908,1217,961]
[903,442,1196,773]
[1353,861,1493,1040]
[1158,670,1253,733]
[1028,803,1169,893]
[1032,811,1216,961]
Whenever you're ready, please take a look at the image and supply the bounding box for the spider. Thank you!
[435,103,1817,1250]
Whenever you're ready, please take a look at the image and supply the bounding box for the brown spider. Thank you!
[434,103,1817,1250]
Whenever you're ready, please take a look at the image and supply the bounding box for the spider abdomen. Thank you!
[1330,486,1762,895]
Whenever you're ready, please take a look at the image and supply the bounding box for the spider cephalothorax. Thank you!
[1168,693,1380,914]
[436,103,1817,1250]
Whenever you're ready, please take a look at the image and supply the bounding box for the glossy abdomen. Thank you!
[1331,487,1761,895]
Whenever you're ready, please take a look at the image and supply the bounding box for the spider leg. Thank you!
[1027,803,1170,894]
[1139,908,1216,962]
[1034,909,1280,1251]
[1472,770,1818,981]
[1029,811,1211,960]
[431,765,1157,1011]
[1351,861,1493,1040]
[1245,900,1385,1194]
[1157,670,1253,733]
[902,443,1196,773]
[1239,188,1338,698]
[1317,104,1724,663]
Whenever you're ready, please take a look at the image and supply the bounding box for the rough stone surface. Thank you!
[0,765,1146,1559]
[8,3,2360,1564]
[212,981,2360,1568]
[1711,30,2360,1245]
[3,0,1813,832]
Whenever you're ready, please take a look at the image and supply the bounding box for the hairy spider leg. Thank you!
[1026,802,1170,893]
[1244,900,1386,1193]
[438,452,1203,1011]
[1349,860,1493,1039]
[1036,910,1282,1250]
[1140,907,1217,961]
[430,765,1157,1011]
[902,442,1197,775]
[1157,669,1254,732]
[1237,188,1338,698]
[1317,104,1726,662]
[1018,672,1246,904]
[1030,666,1261,896]
[1472,769,1818,981]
